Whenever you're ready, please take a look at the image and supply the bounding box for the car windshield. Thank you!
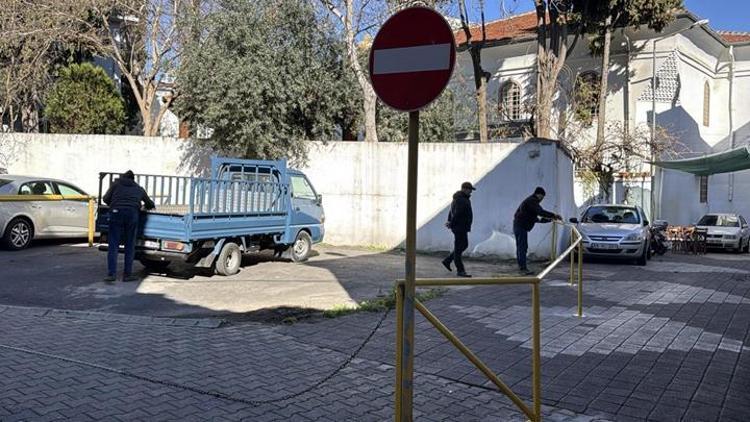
[0,179,14,194]
[582,206,640,224]
[697,215,739,227]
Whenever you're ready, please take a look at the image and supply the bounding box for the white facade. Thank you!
[458,12,750,225]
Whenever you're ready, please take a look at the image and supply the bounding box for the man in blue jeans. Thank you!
[103,171,155,282]
[513,187,561,275]
[442,182,475,278]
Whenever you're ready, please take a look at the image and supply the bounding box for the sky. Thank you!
[464,0,749,33]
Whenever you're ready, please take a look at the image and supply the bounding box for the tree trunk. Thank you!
[595,17,612,147]
[344,0,377,142]
[470,48,489,143]
[21,102,38,133]
[362,83,378,143]
[534,1,551,139]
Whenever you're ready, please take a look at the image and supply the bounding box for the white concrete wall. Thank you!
[1,133,576,258]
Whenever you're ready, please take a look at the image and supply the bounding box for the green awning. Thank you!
[653,146,750,176]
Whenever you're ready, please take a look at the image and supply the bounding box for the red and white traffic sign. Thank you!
[368,7,456,112]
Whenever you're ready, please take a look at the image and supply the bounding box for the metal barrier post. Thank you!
[569,227,574,285]
[531,281,542,422]
[87,198,95,247]
[577,243,583,317]
[395,284,404,421]
[550,222,558,262]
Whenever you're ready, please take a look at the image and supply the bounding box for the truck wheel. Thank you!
[139,259,170,273]
[284,231,312,262]
[2,217,34,250]
[216,242,241,276]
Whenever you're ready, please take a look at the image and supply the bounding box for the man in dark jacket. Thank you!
[442,182,475,277]
[103,170,155,282]
[513,187,561,274]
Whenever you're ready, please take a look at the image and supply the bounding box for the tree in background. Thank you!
[0,0,99,132]
[175,0,353,162]
[582,0,682,148]
[458,0,490,143]
[45,63,126,134]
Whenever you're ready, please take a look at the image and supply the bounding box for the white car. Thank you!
[0,175,91,250]
[570,204,651,265]
[696,213,750,253]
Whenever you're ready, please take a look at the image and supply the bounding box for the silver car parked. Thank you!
[570,204,651,265]
[0,175,90,250]
[696,213,750,253]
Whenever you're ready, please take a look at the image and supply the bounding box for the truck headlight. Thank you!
[624,233,643,241]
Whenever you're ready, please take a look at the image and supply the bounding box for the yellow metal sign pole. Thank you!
[88,198,96,247]
[577,242,584,318]
[398,110,419,422]
[531,281,542,422]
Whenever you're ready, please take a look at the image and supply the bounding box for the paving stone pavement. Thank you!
[1,253,748,421]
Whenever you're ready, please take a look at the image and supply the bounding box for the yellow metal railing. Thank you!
[0,194,97,246]
[395,221,583,422]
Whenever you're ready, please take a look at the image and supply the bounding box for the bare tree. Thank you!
[0,0,97,132]
[458,0,490,143]
[317,0,380,143]
[533,0,578,140]
[569,121,685,202]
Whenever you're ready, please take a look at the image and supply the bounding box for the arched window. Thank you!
[499,81,521,121]
[703,81,710,127]
[574,71,600,126]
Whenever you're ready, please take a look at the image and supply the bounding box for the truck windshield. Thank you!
[291,175,317,200]
[697,215,739,227]
[582,206,640,224]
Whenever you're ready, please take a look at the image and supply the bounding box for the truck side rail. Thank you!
[98,172,289,217]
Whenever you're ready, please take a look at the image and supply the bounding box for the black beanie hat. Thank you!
[534,186,546,196]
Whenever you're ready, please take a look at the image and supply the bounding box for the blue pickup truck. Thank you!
[96,157,325,275]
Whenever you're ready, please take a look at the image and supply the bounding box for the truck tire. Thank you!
[139,258,170,273]
[216,242,241,276]
[284,231,312,263]
[2,217,34,250]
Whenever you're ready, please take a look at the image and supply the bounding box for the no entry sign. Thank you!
[368,7,456,112]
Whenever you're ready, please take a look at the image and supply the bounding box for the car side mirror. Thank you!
[569,217,578,224]
[643,220,650,226]
[743,224,748,229]
[316,194,323,206]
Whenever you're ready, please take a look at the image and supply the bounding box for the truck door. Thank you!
[290,174,322,227]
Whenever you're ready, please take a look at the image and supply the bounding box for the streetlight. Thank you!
[650,18,709,219]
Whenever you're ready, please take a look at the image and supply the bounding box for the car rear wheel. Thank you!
[2,218,34,250]
[215,242,241,276]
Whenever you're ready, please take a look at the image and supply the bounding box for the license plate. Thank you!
[139,240,160,249]
[591,243,619,250]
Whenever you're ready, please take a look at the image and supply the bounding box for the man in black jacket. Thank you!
[513,187,561,275]
[103,170,156,282]
[442,182,475,277]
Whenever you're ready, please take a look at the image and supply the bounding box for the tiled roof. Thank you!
[454,11,538,46]
[717,31,750,44]
[638,51,680,104]
[454,12,750,46]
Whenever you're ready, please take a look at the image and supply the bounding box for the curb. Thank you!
[0,304,225,328]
